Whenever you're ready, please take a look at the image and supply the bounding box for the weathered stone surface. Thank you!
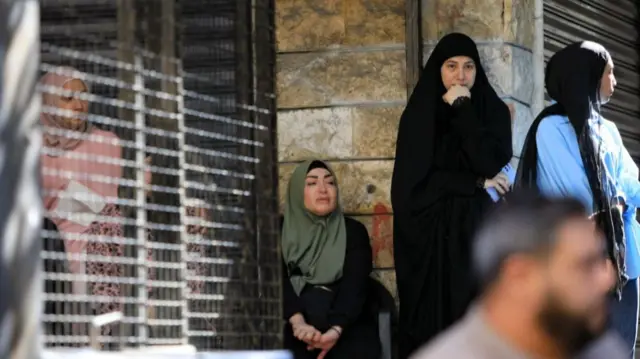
[343,0,405,47]
[421,0,535,49]
[372,269,398,306]
[422,0,504,42]
[422,43,533,105]
[508,99,534,157]
[278,160,393,214]
[277,50,406,109]
[510,0,535,50]
[277,105,402,161]
[276,0,405,52]
[353,106,402,157]
[355,208,394,269]
[276,0,345,52]
[511,46,534,104]
[278,107,354,161]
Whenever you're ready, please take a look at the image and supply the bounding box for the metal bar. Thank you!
[405,0,422,96]
[176,61,189,345]
[90,312,124,349]
[249,0,262,301]
[134,53,148,347]
[0,1,41,358]
[116,0,139,345]
[236,0,261,348]
[252,0,281,349]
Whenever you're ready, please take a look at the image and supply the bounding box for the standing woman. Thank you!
[391,33,513,358]
[39,67,208,339]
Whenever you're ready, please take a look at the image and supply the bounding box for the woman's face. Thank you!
[599,59,616,104]
[55,79,89,130]
[303,167,338,217]
[440,56,476,90]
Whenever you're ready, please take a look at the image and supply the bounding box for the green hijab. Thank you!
[281,160,347,295]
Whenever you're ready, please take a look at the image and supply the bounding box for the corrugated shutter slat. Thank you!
[544,0,640,160]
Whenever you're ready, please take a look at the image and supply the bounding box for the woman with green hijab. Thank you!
[281,160,380,359]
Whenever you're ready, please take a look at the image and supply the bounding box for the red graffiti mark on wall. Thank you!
[371,203,394,267]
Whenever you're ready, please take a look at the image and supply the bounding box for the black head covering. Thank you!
[391,33,512,346]
[391,32,512,212]
[514,41,625,296]
[307,160,328,173]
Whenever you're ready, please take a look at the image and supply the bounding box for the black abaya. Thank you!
[391,33,512,358]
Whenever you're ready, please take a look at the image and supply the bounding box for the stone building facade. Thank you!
[275,0,540,301]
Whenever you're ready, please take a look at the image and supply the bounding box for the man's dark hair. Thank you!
[473,191,588,288]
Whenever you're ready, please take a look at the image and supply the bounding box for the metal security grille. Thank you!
[544,0,640,159]
[39,0,280,352]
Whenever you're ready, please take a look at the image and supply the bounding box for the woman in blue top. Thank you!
[516,41,640,357]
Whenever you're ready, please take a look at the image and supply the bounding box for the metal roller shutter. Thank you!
[544,0,640,160]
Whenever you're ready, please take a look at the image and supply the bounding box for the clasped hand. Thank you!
[292,320,340,359]
[484,172,510,195]
[442,84,471,105]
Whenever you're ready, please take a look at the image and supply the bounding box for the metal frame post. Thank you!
[175,61,189,346]
[134,53,148,347]
[0,1,41,358]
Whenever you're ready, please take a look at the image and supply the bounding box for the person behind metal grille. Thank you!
[39,67,208,343]
[411,192,627,359]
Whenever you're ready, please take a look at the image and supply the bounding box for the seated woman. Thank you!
[281,160,380,359]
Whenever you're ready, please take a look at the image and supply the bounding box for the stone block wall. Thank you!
[275,0,537,304]
[275,0,405,296]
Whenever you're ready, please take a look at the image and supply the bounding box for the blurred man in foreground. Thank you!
[412,193,626,359]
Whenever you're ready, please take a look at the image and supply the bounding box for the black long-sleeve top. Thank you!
[281,216,373,330]
[416,99,512,205]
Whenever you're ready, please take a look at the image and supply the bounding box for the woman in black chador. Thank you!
[391,33,513,358]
